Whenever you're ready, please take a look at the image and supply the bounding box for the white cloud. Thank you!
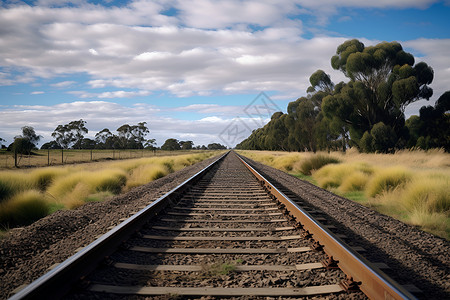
[31,91,45,95]
[0,101,258,147]
[69,90,151,99]
[51,80,76,88]
[0,0,447,121]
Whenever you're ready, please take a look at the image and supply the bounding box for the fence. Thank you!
[0,149,199,169]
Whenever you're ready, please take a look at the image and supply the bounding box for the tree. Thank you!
[116,122,149,149]
[180,141,193,150]
[21,126,41,147]
[207,143,227,150]
[10,138,35,155]
[130,122,149,148]
[68,120,88,149]
[11,126,42,155]
[324,39,434,149]
[406,90,450,150]
[0,137,5,149]
[144,138,157,150]
[161,138,181,151]
[41,141,62,150]
[52,124,74,149]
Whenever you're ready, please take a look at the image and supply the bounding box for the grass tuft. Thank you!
[313,164,349,189]
[0,172,35,203]
[339,171,370,192]
[366,167,412,197]
[300,154,340,175]
[126,164,169,190]
[401,175,449,213]
[0,190,49,227]
[29,168,68,191]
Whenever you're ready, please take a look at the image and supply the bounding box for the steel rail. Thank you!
[236,153,416,300]
[9,151,229,300]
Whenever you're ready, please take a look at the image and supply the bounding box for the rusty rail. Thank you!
[237,153,416,300]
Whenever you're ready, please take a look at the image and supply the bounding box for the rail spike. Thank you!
[340,276,362,292]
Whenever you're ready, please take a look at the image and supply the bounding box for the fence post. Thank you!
[91,149,93,161]
[61,149,64,165]
[48,148,50,166]
[14,149,18,168]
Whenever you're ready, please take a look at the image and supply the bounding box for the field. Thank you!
[0,150,222,233]
[0,149,207,169]
[237,149,450,240]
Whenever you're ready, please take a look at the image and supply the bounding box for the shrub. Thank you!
[29,167,68,191]
[366,167,412,197]
[126,164,169,190]
[339,171,370,192]
[0,190,49,227]
[300,154,340,175]
[91,169,127,194]
[313,164,349,189]
[0,172,34,203]
[401,175,449,213]
[272,154,302,172]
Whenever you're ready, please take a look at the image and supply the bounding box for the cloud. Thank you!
[30,91,44,95]
[0,101,258,147]
[69,90,151,99]
[51,80,76,88]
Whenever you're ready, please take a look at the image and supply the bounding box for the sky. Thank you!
[1,0,449,148]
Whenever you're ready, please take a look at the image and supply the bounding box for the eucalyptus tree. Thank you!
[323,39,434,151]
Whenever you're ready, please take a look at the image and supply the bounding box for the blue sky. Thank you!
[1,0,449,148]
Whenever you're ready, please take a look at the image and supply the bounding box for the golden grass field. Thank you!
[0,151,222,232]
[237,149,450,240]
[0,149,208,169]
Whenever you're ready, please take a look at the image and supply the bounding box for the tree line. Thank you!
[1,120,227,155]
[237,39,449,153]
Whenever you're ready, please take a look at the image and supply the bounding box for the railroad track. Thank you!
[10,151,416,299]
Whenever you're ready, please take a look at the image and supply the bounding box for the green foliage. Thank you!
[161,138,181,151]
[406,91,450,151]
[300,154,340,175]
[0,190,49,227]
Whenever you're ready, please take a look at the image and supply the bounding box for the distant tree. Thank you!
[161,138,181,151]
[95,128,113,149]
[21,126,42,147]
[68,120,88,149]
[41,141,62,150]
[116,124,132,149]
[52,124,73,149]
[10,126,42,155]
[131,122,149,148]
[207,143,227,150]
[116,122,149,149]
[144,138,157,150]
[0,137,5,149]
[180,141,194,150]
[73,138,96,149]
[10,138,35,155]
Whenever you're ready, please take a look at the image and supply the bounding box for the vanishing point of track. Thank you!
[10,151,416,299]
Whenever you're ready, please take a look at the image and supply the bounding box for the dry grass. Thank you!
[365,167,413,197]
[238,149,450,239]
[0,190,49,227]
[0,151,219,228]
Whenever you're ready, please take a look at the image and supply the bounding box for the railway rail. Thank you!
[10,151,416,299]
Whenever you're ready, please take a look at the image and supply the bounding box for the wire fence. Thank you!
[0,149,204,169]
